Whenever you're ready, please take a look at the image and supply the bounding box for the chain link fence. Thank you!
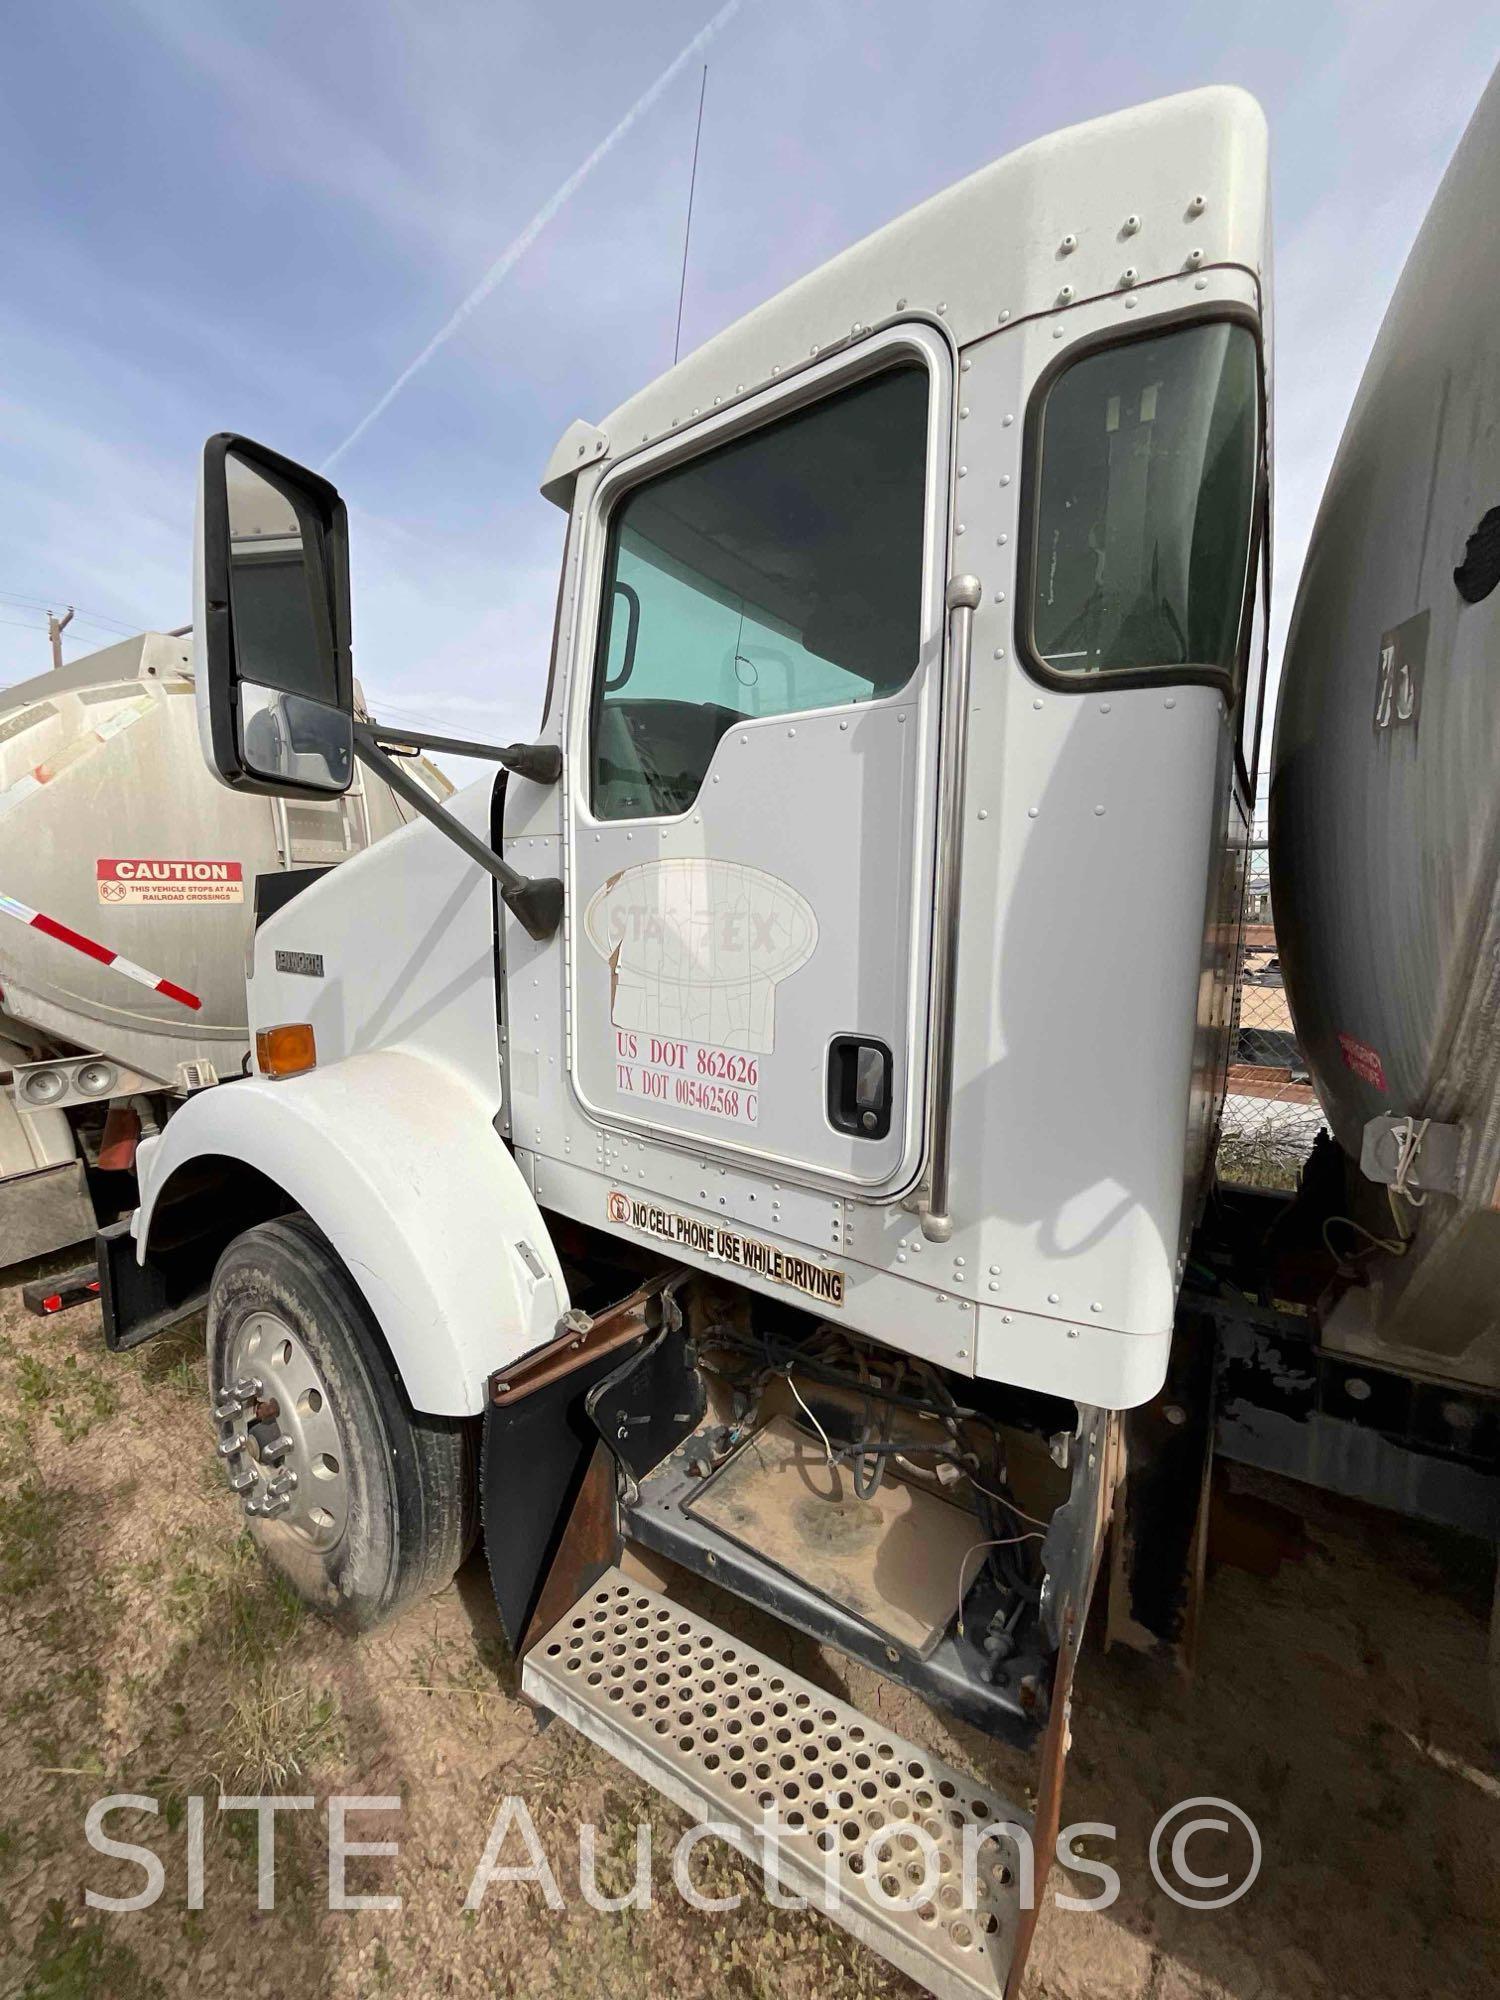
[1217,834,1326,1189]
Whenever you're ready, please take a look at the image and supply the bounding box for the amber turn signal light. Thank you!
[255,1022,317,1079]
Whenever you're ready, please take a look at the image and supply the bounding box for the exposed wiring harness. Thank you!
[785,1370,834,1463]
[699,1321,1047,1619]
[1322,1205,1407,1268]
[956,1534,1045,1640]
[1322,1116,1432,1273]
[849,1344,891,1500]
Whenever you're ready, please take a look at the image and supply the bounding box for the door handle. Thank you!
[828,1036,893,1139]
[919,574,982,1243]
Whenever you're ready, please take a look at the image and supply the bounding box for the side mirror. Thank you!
[191,430,566,941]
[195,434,354,796]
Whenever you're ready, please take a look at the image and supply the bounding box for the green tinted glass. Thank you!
[591,365,928,820]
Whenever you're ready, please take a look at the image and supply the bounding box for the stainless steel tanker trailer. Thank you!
[1269,66,1500,1422]
[1138,72,1500,1593]
[0,630,448,1263]
[1189,63,1500,1562]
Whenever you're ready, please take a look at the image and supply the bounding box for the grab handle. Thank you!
[919,574,982,1244]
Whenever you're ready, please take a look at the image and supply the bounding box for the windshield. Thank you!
[1027,321,1259,681]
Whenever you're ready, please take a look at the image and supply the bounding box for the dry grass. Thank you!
[214,1673,345,1793]
[0,1253,1494,2000]
[1215,1124,1309,1191]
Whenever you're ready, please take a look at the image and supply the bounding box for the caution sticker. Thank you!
[605,1192,845,1307]
[98,859,244,905]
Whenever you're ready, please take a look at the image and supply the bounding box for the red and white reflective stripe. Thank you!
[0,890,201,1010]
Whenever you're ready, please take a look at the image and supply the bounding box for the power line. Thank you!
[364,696,504,730]
[0,588,137,636]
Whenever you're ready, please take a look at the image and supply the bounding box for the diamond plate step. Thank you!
[522,1567,1031,1999]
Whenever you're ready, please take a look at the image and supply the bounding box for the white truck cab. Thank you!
[106,85,1270,1999]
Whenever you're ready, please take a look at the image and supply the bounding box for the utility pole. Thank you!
[47,606,73,671]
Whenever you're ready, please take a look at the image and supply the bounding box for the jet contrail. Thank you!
[322,0,743,472]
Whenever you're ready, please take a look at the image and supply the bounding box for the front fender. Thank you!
[134,1050,568,1415]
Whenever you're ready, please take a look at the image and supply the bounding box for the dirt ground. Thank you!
[1,1247,1496,2000]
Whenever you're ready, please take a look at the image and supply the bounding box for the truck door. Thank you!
[565,326,953,1194]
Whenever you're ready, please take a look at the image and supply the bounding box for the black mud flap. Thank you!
[1106,1298,1218,1663]
[583,1313,706,1481]
[482,1277,665,1650]
[96,1215,213,1352]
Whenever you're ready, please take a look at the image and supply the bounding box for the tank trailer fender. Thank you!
[132,1048,568,1415]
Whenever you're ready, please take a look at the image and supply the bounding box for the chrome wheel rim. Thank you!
[215,1311,348,1548]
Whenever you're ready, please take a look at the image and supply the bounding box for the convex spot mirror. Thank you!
[196,433,354,796]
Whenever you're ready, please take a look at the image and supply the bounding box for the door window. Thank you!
[590,364,929,821]
[1023,320,1259,684]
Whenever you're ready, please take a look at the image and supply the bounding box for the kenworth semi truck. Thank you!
[92,76,1498,1997]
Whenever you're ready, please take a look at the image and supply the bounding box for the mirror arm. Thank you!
[363,720,562,785]
[351,723,563,942]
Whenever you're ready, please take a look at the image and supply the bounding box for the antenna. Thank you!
[673,64,709,367]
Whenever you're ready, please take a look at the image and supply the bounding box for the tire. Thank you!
[207,1212,476,1631]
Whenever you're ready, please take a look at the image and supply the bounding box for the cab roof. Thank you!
[542,85,1268,505]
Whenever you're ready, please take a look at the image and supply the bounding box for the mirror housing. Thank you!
[191,430,566,941]
[195,433,354,797]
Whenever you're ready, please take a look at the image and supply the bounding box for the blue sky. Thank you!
[1,0,1495,788]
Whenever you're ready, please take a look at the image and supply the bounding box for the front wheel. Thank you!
[207,1213,475,1630]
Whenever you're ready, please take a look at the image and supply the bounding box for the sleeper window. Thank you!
[1027,322,1259,682]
